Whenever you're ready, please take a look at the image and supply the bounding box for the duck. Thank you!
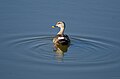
[52,21,70,53]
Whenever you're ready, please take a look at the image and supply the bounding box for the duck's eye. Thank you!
[58,22,61,24]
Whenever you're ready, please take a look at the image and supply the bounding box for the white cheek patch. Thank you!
[58,37,65,40]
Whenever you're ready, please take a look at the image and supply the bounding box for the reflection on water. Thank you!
[0,0,120,78]
[53,37,70,62]
[53,42,70,62]
[1,34,120,66]
[1,33,120,79]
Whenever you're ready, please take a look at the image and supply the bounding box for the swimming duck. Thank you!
[52,21,70,53]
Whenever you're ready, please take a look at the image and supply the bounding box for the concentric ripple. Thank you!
[2,34,120,70]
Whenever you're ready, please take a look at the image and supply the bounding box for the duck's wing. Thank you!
[53,34,70,45]
[57,34,70,46]
[63,34,70,42]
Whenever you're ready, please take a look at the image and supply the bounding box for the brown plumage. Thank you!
[52,21,70,53]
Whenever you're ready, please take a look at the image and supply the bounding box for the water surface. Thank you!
[0,0,120,79]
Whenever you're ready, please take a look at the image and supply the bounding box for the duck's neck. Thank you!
[57,27,65,35]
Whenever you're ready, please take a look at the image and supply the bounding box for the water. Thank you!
[0,0,120,79]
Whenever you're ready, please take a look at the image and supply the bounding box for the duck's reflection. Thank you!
[53,43,70,61]
[54,44,69,61]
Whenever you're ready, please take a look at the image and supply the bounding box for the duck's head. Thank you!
[52,21,65,29]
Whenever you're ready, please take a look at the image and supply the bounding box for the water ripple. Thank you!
[2,34,120,70]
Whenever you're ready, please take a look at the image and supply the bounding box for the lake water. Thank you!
[0,0,120,79]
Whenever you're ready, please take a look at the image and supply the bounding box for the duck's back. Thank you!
[54,34,70,46]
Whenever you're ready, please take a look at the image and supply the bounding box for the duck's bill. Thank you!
[52,26,57,28]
